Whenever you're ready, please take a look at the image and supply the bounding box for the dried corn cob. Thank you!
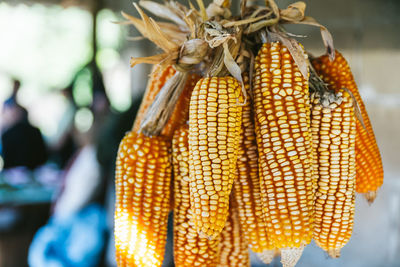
[172,125,220,267]
[312,51,383,202]
[311,89,356,257]
[217,201,250,267]
[233,74,273,252]
[188,76,243,239]
[257,249,280,265]
[252,42,314,262]
[114,132,171,267]
[133,65,176,132]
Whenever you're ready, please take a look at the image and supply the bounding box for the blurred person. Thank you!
[48,85,78,169]
[1,95,48,170]
[6,78,21,104]
[28,62,111,267]
[28,127,107,267]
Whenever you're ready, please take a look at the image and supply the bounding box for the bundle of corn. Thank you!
[114,0,383,266]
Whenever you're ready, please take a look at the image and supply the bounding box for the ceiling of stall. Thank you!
[3,0,400,50]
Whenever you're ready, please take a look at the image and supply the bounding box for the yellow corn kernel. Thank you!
[311,89,356,258]
[312,51,383,203]
[172,125,220,267]
[114,132,171,267]
[233,74,273,252]
[188,76,243,239]
[217,201,250,267]
[252,42,314,257]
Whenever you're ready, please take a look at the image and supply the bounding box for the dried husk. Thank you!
[123,0,337,137]
[139,71,188,136]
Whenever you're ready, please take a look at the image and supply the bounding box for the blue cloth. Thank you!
[28,204,107,267]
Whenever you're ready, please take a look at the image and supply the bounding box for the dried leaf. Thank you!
[126,36,146,41]
[280,1,306,21]
[139,71,189,136]
[178,39,209,65]
[139,0,187,28]
[267,0,280,19]
[244,17,279,34]
[223,42,246,105]
[157,22,188,43]
[130,52,178,67]
[131,3,179,52]
[269,31,309,79]
[223,12,272,28]
[342,87,367,131]
[287,16,335,60]
[204,21,237,48]
[206,0,231,19]
[196,0,208,21]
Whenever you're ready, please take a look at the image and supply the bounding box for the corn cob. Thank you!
[114,132,171,267]
[257,249,280,265]
[172,125,220,267]
[217,201,250,267]
[233,74,273,252]
[252,42,314,261]
[312,51,383,203]
[188,76,243,239]
[311,89,356,257]
[133,65,176,132]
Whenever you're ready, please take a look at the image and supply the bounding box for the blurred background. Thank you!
[0,0,398,266]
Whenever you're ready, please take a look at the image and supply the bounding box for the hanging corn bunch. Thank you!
[113,0,383,266]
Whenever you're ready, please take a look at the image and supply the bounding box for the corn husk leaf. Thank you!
[130,52,178,68]
[269,30,308,79]
[223,42,246,105]
[122,4,179,52]
[266,0,280,19]
[285,16,335,60]
[206,0,231,19]
[342,87,367,131]
[223,12,273,28]
[196,0,208,21]
[139,71,188,136]
[157,21,188,42]
[139,0,187,28]
[280,1,305,21]
[178,39,209,65]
